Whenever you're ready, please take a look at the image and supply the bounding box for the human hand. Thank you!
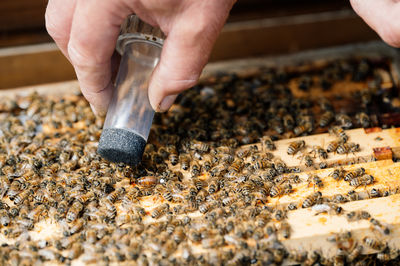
[351,0,400,48]
[45,0,236,115]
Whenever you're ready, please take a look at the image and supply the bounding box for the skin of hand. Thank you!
[45,0,236,115]
[351,0,400,48]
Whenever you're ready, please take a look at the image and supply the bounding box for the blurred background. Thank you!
[0,0,379,89]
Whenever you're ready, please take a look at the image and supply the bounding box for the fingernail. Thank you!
[158,94,178,112]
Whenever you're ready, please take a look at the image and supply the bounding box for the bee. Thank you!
[294,122,312,136]
[329,126,348,142]
[319,111,334,127]
[179,155,191,171]
[136,175,158,188]
[270,119,284,134]
[347,244,363,262]
[356,112,370,128]
[289,250,308,263]
[349,174,374,188]
[76,191,96,204]
[262,136,276,151]
[230,158,244,172]
[270,183,292,198]
[336,114,353,129]
[312,145,328,160]
[191,161,201,176]
[307,174,323,190]
[337,142,360,154]
[254,159,273,171]
[280,221,291,239]
[66,201,83,223]
[326,140,340,153]
[104,200,117,220]
[329,168,345,181]
[377,249,399,261]
[173,227,186,244]
[208,179,219,194]
[287,140,305,155]
[167,145,178,165]
[283,114,295,130]
[303,155,314,167]
[0,209,10,226]
[151,203,169,219]
[14,189,32,205]
[202,158,212,171]
[28,204,47,222]
[68,243,83,260]
[192,178,203,191]
[312,203,342,215]
[65,218,85,236]
[302,191,322,208]
[363,237,385,251]
[344,168,365,181]
[370,218,390,235]
[190,140,209,153]
[199,202,216,214]
[273,158,287,174]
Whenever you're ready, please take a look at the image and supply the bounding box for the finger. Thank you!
[148,12,226,112]
[45,0,77,59]
[67,0,132,115]
[351,0,400,47]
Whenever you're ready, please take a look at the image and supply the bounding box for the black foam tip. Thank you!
[98,128,146,166]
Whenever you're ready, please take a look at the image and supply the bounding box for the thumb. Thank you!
[148,16,223,112]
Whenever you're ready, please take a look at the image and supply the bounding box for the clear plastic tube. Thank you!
[98,15,164,165]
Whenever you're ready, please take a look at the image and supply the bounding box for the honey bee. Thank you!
[319,111,334,127]
[192,178,203,191]
[167,145,178,165]
[0,209,10,226]
[68,243,83,259]
[14,189,32,205]
[270,183,292,198]
[294,122,312,136]
[336,114,353,129]
[344,167,365,181]
[363,237,385,251]
[151,203,169,219]
[76,191,96,204]
[191,161,201,176]
[312,145,328,160]
[302,154,314,167]
[329,167,345,181]
[262,136,276,151]
[283,114,295,131]
[66,201,83,223]
[347,244,363,262]
[65,218,84,236]
[329,126,348,142]
[229,158,244,172]
[302,191,322,208]
[208,179,219,194]
[307,174,323,190]
[190,140,209,153]
[136,175,158,188]
[326,140,340,153]
[273,158,287,174]
[337,142,360,154]
[349,174,374,188]
[356,112,370,128]
[289,250,308,263]
[370,218,390,235]
[254,159,273,171]
[279,221,291,239]
[287,140,305,155]
[180,155,191,171]
[199,202,216,214]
